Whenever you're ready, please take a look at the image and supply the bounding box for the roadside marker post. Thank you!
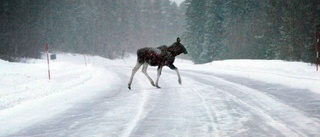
[316,32,319,71]
[46,43,51,80]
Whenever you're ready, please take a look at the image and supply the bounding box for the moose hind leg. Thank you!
[128,62,142,90]
[142,63,155,87]
[155,66,163,88]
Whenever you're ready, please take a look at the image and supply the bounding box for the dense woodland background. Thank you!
[1,0,320,64]
[1,0,184,61]
[185,0,320,63]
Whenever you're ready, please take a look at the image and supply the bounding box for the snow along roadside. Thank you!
[0,62,118,136]
[182,60,320,94]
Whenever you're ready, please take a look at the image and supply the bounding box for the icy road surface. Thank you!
[1,54,320,136]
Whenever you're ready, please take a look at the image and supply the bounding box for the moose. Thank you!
[128,37,188,90]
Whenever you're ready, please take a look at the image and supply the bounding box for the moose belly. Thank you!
[147,54,165,66]
[144,49,162,65]
[147,58,162,66]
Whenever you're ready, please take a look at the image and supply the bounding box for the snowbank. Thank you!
[0,53,120,135]
[185,59,320,94]
[0,53,319,135]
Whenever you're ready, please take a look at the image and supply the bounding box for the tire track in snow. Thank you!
[112,67,150,137]
[185,70,320,119]
[181,70,320,136]
[120,81,149,137]
[122,68,221,136]
[192,88,220,136]
[213,73,320,119]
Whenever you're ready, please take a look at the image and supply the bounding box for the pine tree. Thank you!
[264,0,283,59]
[202,0,225,62]
[185,0,206,64]
[279,0,316,62]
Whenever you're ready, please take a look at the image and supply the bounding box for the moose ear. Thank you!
[177,37,181,43]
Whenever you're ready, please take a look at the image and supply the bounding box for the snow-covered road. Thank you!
[1,54,320,136]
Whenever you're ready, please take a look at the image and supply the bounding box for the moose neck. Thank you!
[168,42,183,57]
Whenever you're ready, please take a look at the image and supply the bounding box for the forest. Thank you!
[1,0,184,61]
[185,0,320,63]
[1,0,320,64]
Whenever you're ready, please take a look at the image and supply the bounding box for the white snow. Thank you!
[170,0,185,5]
[0,53,319,136]
[187,59,320,94]
[0,53,121,135]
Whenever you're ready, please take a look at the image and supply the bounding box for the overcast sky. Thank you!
[171,0,185,5]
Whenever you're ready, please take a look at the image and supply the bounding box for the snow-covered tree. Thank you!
[184,0,206,64]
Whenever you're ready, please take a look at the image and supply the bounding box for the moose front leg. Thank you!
[169,64,182,85]
[175,69,182,84]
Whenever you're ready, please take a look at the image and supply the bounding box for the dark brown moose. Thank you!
[128,37,188,90]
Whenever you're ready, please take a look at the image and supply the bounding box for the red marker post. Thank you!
[46,43,51,79]
[316,32,320,71]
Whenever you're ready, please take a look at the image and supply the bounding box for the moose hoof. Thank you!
[178,79,182,85]
[128,84,131,90]
[151,82,155,86]
[156,85,161,89]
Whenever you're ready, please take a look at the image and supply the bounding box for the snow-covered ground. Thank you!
[1,53,320,136]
